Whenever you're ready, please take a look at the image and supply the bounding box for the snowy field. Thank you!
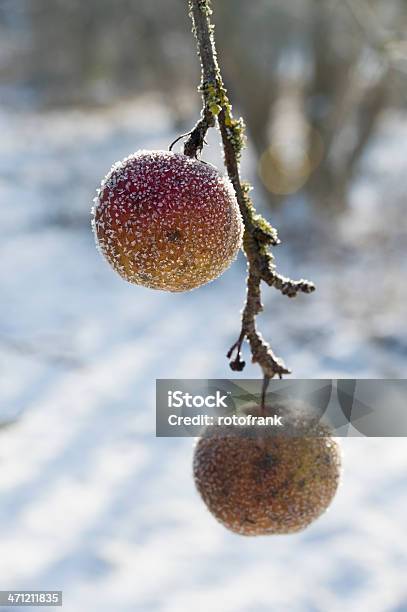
[0,100,406,611]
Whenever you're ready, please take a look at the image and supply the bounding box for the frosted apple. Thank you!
[92,150,243,291]
[194,404,341,536]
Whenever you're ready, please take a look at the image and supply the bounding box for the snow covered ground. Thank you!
[0,100,406,611]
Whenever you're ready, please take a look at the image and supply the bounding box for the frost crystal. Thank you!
[91,150,243,292]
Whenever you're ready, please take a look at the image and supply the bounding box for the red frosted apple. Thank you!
[92,150,243,291]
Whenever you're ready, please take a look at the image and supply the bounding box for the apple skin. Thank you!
[193,404,341,536]
[92,150,243,292]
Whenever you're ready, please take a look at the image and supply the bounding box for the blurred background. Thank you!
[0,0,406,610]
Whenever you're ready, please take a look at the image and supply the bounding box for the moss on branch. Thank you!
[187,0,315,378]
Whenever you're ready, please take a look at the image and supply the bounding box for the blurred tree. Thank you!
[1,0,406,210]
[304,0,392,210]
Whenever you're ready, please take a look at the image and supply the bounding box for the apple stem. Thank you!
[260,375,271,416]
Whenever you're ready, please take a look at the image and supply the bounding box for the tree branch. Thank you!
[187,0,315,379]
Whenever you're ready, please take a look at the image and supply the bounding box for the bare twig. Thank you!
[187,0,315,380]
[183,107,215,157]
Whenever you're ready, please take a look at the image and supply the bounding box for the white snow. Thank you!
[0,101,406,612]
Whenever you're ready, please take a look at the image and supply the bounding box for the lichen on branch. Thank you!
[186,0,315,379]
